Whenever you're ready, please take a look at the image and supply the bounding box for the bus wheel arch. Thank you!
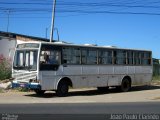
[118,76,132,92]
[56,77,72,97]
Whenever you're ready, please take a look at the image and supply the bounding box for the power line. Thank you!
[1,11,160,19]
[1,1,160,9]
[1,1,160,17]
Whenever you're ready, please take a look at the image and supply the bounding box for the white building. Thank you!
[0,31,49,62]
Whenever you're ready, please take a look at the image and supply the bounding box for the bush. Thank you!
[0,54,11,80]
[13,87,30,92]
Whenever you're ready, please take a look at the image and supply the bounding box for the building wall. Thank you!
[0,38,16,62]
[0,31,49,67]
[0,35,41,63]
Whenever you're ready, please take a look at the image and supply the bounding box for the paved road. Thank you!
[0,103,160,120]
[0,102,160,114]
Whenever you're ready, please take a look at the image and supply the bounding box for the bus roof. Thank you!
[17,41,152,52]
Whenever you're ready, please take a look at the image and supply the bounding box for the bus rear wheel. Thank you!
[56,81,69,97]
[119,78,131,92]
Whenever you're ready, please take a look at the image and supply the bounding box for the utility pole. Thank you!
[50,0,57,43]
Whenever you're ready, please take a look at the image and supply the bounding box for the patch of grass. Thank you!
[152,75,160,81]
[152,76,160,85]
[12,87,30,92]
[0,89,4,93]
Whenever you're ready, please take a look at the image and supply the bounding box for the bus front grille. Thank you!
[12,71,37,83]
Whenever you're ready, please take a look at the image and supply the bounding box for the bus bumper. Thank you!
[12,81,41,90]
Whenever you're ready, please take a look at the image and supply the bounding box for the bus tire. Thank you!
[34,90,45,95]
[120,78,131,92]
[56,81,69,97]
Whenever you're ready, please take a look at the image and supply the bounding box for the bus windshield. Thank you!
[13,50,38,71]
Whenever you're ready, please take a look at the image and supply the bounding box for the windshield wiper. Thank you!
[13,65,25,70]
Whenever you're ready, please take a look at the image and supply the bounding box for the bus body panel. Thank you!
[134,66,152,85]
[38,65,152,90]
[39,71,61,90]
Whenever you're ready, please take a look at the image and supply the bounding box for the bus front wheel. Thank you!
[119,78,131,92]
[56,81,69,97]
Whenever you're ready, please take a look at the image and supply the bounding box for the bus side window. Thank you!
[62,47,81,64]
[81,49,87,64]
[87,49,97,64]
[40,51,49,64]
[117,51,126,65]
[134,52,141,65]
[44,52,50,63]
[127,51,133,65]
[113,51,117,64]
[52,51,60,64]
[141,52,151,65]
[40,50,60,64]
[99,50,112,65]
[40,49,61,71]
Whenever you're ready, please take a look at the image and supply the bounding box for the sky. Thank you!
[0,0,160,59]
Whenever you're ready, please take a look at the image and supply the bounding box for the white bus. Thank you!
[12,41,152,96]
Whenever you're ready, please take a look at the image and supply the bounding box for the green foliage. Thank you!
[13,87,31,92]
[152,75,160,85]
[0,89,3,93]
[13,87,30,92]
[152,75,160,81]
[0,54,11,80]
[153,64,160,76]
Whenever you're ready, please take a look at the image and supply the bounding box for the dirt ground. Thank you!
[0,85,160,104]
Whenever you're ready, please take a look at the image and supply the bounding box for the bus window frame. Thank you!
[39,44,62,71]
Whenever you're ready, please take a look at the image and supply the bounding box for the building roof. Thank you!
[0,31,54,42]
